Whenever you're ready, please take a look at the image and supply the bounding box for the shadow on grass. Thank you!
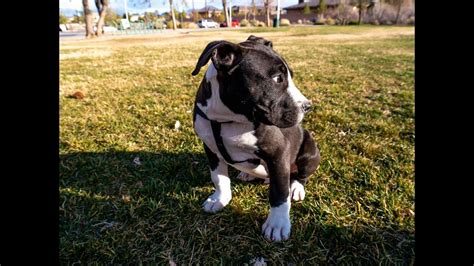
[59,151,414,264]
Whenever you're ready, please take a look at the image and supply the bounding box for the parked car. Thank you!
[197,19,219,28]
[59,24,68,32]
[220,19,240,27]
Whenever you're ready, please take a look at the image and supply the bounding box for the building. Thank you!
[195,6,222,18]
[231,5,265,16]
[284,0,342,17]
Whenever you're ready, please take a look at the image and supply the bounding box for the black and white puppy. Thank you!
[192,35,321,242]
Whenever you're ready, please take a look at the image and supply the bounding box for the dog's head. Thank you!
[192,35,311,128]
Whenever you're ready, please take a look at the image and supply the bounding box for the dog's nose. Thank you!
[301,101,312,113]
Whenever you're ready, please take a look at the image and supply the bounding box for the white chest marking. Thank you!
[194,115,261,165]
[194,63,262,170]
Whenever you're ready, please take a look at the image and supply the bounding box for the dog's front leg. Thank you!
[202,144,231,213]
[262,157,291,242]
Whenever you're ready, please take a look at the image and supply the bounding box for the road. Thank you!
[60,31,85,38]
[59,27,246,40]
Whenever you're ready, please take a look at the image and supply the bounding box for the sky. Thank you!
[60,0,299,15]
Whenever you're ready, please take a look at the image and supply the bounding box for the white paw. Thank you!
[236,172,257,182]
[290,180,305,201]
[203,192,231,213]
[262,203,291,242]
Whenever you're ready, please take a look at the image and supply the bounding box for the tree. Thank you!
[356,0,384,24]
[318,0,327,18]
[83,0,94,38]
[222,0,231,27]
[251,0,257,20]
[82,0,109,38]
[358,0,363,24]
[303,3,311,14]
[95,0,109,36]
[264,0,273,26]
[395,0,403,24]
[177,9,186,26]
[168,0,178,30]
[60,13,68,24]
[357,0,373,24]
[71,12,84,24]
[159,0,179,29]
[215,13,226,23]
[144,12,158,22]
[105,8,121,27]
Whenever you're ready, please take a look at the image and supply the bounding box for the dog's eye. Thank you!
[272,75,283,83]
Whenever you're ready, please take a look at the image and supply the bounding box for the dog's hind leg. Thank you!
[202,143,232,213]
[290,129,321,201]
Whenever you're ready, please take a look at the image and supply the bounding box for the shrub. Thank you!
[215,13,225,23]
[315,17,326,25]
[250,19,262,26]
[166,20,180,29]
[240,19,250,27]
[325,17,335,25]
[181,22,199,29]
[280,18,290,26]
[154,20,166,29]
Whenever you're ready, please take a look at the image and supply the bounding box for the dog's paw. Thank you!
[262,204,291,242]
[203,192,231,213]
[236,172,257,182]
[290,180,305,201]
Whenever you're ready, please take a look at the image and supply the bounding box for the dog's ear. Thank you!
[191,41,245,76]
[246,35,273,48]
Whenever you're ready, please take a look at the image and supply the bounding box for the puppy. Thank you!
[192,35,321,241]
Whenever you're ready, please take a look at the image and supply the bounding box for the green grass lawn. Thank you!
[60,25,414,264]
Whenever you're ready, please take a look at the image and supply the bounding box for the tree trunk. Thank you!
[251,0,256,20]
[169,0,177,30]
[395,0,402,24]
[358,0,362,24]
[378,0,385,22]
[223,0,230,27]
[83,0,94,38]
[264,0,271,27]
[95,0,108,36]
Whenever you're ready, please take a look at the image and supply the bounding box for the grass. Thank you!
[60,25,414,264]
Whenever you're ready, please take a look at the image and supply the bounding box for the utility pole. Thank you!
[123,0,129,20]
[228,0,232,27]
[276,0,281,27]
